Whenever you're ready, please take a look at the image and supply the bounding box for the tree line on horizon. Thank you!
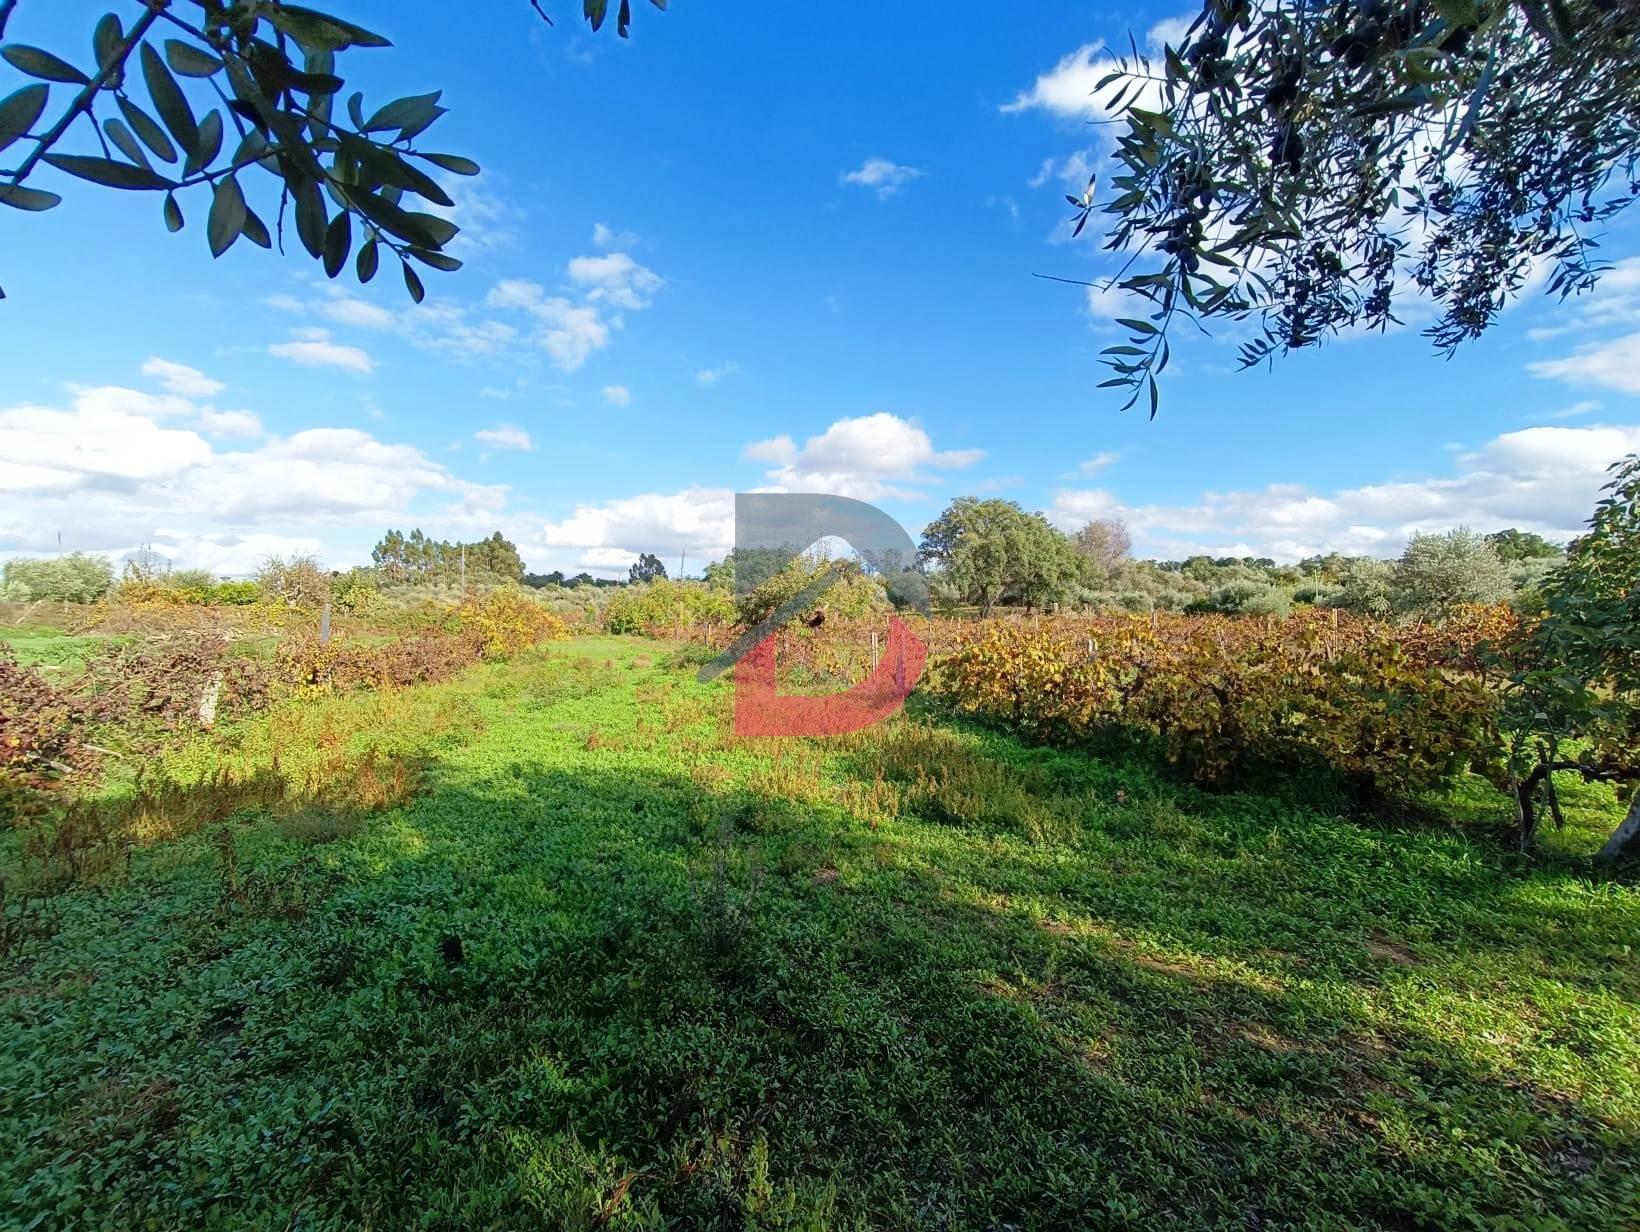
[0,511,1566,625]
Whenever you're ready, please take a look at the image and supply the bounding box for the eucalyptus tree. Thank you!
[0,0,663,299]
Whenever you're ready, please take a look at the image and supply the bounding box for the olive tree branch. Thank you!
[4,0,170,191]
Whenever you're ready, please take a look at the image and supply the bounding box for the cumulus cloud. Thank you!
[841,157,925,199]
[749,412,983,501]
[268,328,375,375]
[567,252,665,310]
[742,434,796,464]
[1146,14,1197,50]
[1001,43,1111,120]
[318,296,396,331]
[528,488,735,577]
[141,358,225,399]
[485,279,616,372]
[1048,423,1640,561]
[0,365,504,574]
[196,408,264,439]
[601,385,633,407]
[475,423,535,452]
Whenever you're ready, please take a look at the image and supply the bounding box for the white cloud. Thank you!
[263,293,305,313]
[696,361,742,386]
[1048,423,1640,561]
[593,222,639,249]
[1146,14,1196,50]
[1001,43,1110,120]
[485,279,616,372]
[1528,332,1640,395]
[475,423,534,452]
[268,328,375,375]
[566,252,664,310]
[1078,451,1121,474]
[1526,258,1640,341]
[1030,148,1099,194]
[1544,399,1603,421]
[841,157,925,200]
[0,366,505,573]
[743,434,796,464]
[196,408,264,439]
[318,296,396,331]
[425,171,521,254]
[0,390,212,492]
[601,385,633,407]
[752,412,983,501]
[530,488,735,577]
[141,358,225,399]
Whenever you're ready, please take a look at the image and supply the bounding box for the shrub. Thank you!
[276,630,485,695]
[209,581,261,606]
[604,579,737,636]
[1,553,115,604]
[456,586,568,660]
[934,613,1497,799]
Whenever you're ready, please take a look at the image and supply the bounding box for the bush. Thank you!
[456,586,568,660]
[209,581,261,606]
[604,579,737,636]
[1,553,115,604]
[934,612,1497,799]
[277,631,485,694]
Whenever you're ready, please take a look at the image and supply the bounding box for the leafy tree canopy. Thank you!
[628,552,668,584]
[920,498,1087,616]
[1394,526,1513,617]
[1485,527,1562,561]
[1079,0,1640,411]
[0,1,662,299]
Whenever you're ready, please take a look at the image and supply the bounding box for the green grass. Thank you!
[0,631,110,674]
[2,637,1637,1230]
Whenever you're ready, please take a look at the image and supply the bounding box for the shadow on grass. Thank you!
[3,740,1637,1230]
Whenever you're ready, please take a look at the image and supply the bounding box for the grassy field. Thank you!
[2,637,1637,1230]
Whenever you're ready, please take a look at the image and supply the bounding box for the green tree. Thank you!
[1497,456,1640,858]
[1076,0,1640,411]
[0,1,662,299]
[0,551,114,602]
[1393,528,1513,618]
[701,555,735,592]
[1485,528,1562,563]
[628,552,668,584]
[1325,557,1397,618]
[920,499,1084,616]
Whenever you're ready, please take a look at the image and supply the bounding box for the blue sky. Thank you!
[3,0,1638,577]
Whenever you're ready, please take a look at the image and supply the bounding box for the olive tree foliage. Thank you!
[0,552,115,602]
[1494,456,1640,858]
[0,0,663,300]
[1075,0,1640,412]
[1393,526,1513,617]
